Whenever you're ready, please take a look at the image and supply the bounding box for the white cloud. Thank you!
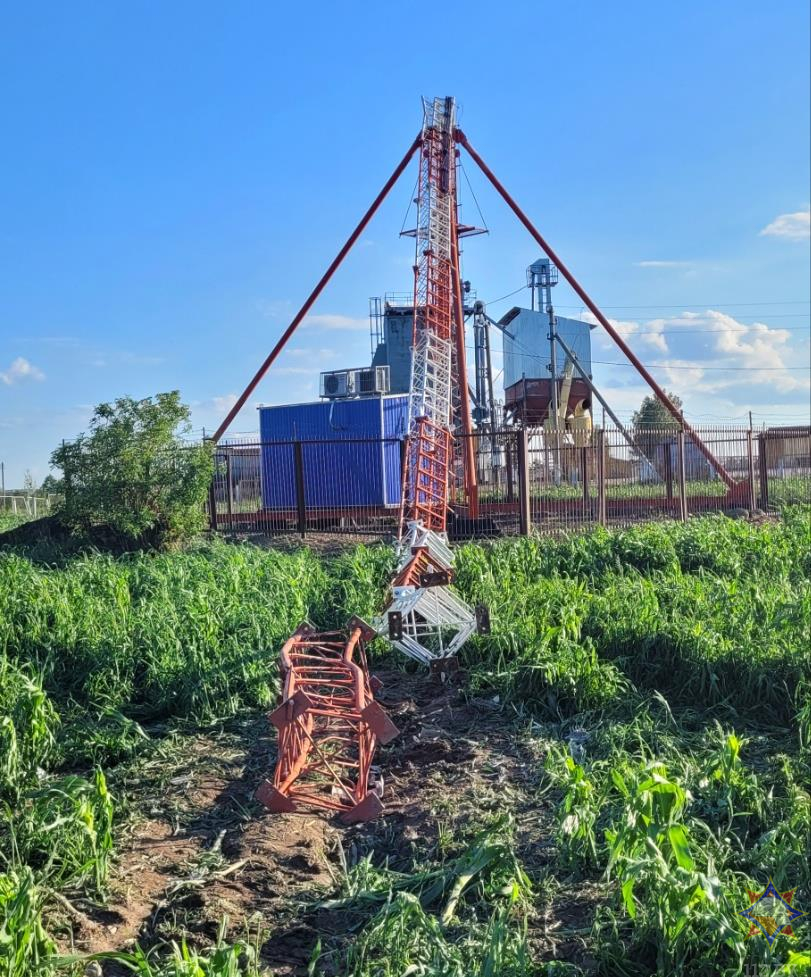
[0,357,45,385]
[87,350,164,368]
[212,393,238,413]
[580,309,809,396]
[635,260,693,268]
[759,209,810,241]
[302,313,368,332]
[638,318,668,353]
[581,311,669,353]
[256,298,294,319]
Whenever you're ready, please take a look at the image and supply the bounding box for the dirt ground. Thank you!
[53,668,601,974]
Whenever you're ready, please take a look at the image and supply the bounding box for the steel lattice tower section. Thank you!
[377,98,480,668]
[404,96,456,533]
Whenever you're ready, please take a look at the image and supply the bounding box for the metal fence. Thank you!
[1,494,54,519]
[208,425,811,539]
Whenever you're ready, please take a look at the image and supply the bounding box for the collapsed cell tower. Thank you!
[213,95,745,823]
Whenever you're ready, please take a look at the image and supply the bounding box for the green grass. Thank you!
[0,512,31,534]
[0,510,809,975]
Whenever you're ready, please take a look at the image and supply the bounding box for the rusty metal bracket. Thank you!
[475,604,491,635]
[419,569,454,588]
[388,610,403,640]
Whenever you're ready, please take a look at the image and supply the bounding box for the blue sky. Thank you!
[1,0,809,486]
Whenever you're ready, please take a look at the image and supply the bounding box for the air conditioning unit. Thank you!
[320,366,390,399]
[350,366,390,396]
[320,370,354,399]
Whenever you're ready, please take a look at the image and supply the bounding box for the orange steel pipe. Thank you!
[212,135,422,443]
[455,129,735,490]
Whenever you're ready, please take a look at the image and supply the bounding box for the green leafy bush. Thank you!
[50,391,213,549]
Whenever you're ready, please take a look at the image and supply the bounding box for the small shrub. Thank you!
[50,391,213,549]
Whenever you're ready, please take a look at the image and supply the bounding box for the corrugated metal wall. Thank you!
[502,308,593,388]
[259,396,408,508]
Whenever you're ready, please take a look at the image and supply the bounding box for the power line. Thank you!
[589,323,811,336]
[459,160,489,233]
[593,359,810,373]
[559,301,810,310]
[482,286,810,311]
[466,342,809,373]
[482,285,527,305]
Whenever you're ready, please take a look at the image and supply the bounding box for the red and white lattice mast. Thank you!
[403,97,456,533]
[376,98,481,667]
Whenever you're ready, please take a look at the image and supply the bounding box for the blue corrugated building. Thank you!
[259,395,409,508]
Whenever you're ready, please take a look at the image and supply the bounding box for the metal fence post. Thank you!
[208,480,218,532]
[505,435,515,503]
[676,430,687,522]
[581,446,589,517]
[517,427,531,536]
[746,430,756,511]
[225,449,235,535]
[597,429,606,525]
[293,441,307,538]
[663,442,674,503]
[757,432,769,510]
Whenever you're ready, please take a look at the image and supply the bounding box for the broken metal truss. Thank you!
[257,618,399,823]
[374,521,484,667]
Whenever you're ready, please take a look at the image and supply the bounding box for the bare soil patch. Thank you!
[57,667,601,974]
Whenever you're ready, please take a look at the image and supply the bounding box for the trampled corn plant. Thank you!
[587,758,761,975]
[544,747,604,870]
[692,725,766,834]
[322,816,530,921]
[56,704,149,768]
[605,761,695,886]
[313,818,531,975]
[460,577,630,718]
[317,544,396,632]
[0,868,56,977]
[746,792,811,894]
[595,858,752,977]
[337,892,530,977]
[0,658,58,803]
[58,917,266,976]
[10,770,114,894]
[0,542,331,722]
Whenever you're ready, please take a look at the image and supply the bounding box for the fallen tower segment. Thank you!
[257,618,399,823]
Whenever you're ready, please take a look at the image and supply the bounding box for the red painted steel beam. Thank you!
[211,135,423,444]
[455,130,735,490]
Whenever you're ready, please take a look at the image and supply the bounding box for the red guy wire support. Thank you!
[455,129,736,491]
[211,134,423,444]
